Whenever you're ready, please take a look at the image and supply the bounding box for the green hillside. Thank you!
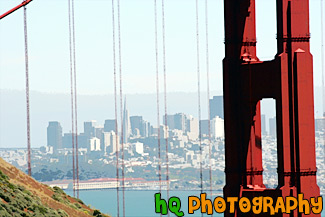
[0,158,109,217]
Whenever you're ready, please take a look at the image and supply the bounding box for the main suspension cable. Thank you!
[68,0,76,198]
[161,0,170,212]
[195,0,203,214]
[204,0,213,205]
[154,0,163,202]
[23,4,31,177]
[116,0,126,215]
[111,0,120,216]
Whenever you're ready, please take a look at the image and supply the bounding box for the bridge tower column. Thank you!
[223,0,321,216]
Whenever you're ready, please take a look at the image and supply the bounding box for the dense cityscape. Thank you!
[0,95,324,194]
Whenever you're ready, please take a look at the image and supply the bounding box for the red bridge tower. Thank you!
[223,0,321,216]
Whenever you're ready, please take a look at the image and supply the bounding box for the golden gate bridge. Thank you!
[0,0,324,217]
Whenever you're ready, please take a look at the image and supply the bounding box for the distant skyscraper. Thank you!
[89,137,101,152]
[62,133,87,149]
[200,120,209,136]
[146,121,153,137]
[269,117,277,138]
[211,116,224,138]
[261,114,267,135]
[103,131,120,154]
[130,116,143,135]
[62,133,73,149]
[122,97,131,143]
[84,120,96,139]
[186,115,199,140]
[315,117,325,132]
[209,96,224,119]
[164,114,175,130]
[130,116,152,138]
[47,121,63,151]
[104,119,116,132]
[174,113,186,132]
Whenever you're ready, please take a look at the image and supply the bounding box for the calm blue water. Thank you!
[65,190,324,217]
[65,189,222,217]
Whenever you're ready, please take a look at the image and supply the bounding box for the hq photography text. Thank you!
[154,193,323,216]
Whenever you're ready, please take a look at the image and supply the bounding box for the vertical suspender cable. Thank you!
[68,0,76,198]
[111,0,120,216]
[116,0,126,216]
[154,0,163,202]
[23,4,31,177]
[195,1,203,215]
[321,0,324,117]
[204,0,213,205]
[161,0,170,211]
[71,0,80,199]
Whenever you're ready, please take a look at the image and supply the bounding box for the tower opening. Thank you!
[256,0,277,61]
[261,98,278,188]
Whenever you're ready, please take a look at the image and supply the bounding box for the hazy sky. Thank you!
[0,0,324,148]
[0,0,323,95]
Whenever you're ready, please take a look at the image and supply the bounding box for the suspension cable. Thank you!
[23,4,31,177]
[116,0,126,215]
[111,0,120,216]
[71,0,80,199]
[321,0,325,117]
[161,0,170,212]
[204,0,213,205]
[68,0,76,198]
[195,0,203,213]
[154,0,163,203]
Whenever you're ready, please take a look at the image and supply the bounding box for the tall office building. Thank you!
[104,119,116,132]
[84,120,96,139]
[122,97,131,143]
[174,113,186,132]
[163,113,195,134]
[62,133,73,149]
[315,117,325,132]
[130,116,152,137]
[269,117,277,138]
[186,115,199,140]
[102,131,120,154]
[146,121,153,137]
[130,116,143,136]
[209,96,224,119]
[164,114,175,130]
[261,114,267,135]
[211,116,224,138]
[47,121,63,151]
[200,120,209,136]
[62,133,87,149]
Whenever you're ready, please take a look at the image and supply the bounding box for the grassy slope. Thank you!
[0,157,109,217]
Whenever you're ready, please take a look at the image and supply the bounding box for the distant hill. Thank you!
[0,157,109,217]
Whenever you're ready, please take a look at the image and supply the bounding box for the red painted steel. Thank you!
[0,0,33,20]
[223,0,320,216]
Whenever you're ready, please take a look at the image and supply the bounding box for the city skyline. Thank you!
[2,89,325,148]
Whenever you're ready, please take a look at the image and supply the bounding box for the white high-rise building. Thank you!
[131,142,144,155]
[103,131,120,154]
[89,137,101,151]
[186,115,199,140]
[211,116,224,139]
